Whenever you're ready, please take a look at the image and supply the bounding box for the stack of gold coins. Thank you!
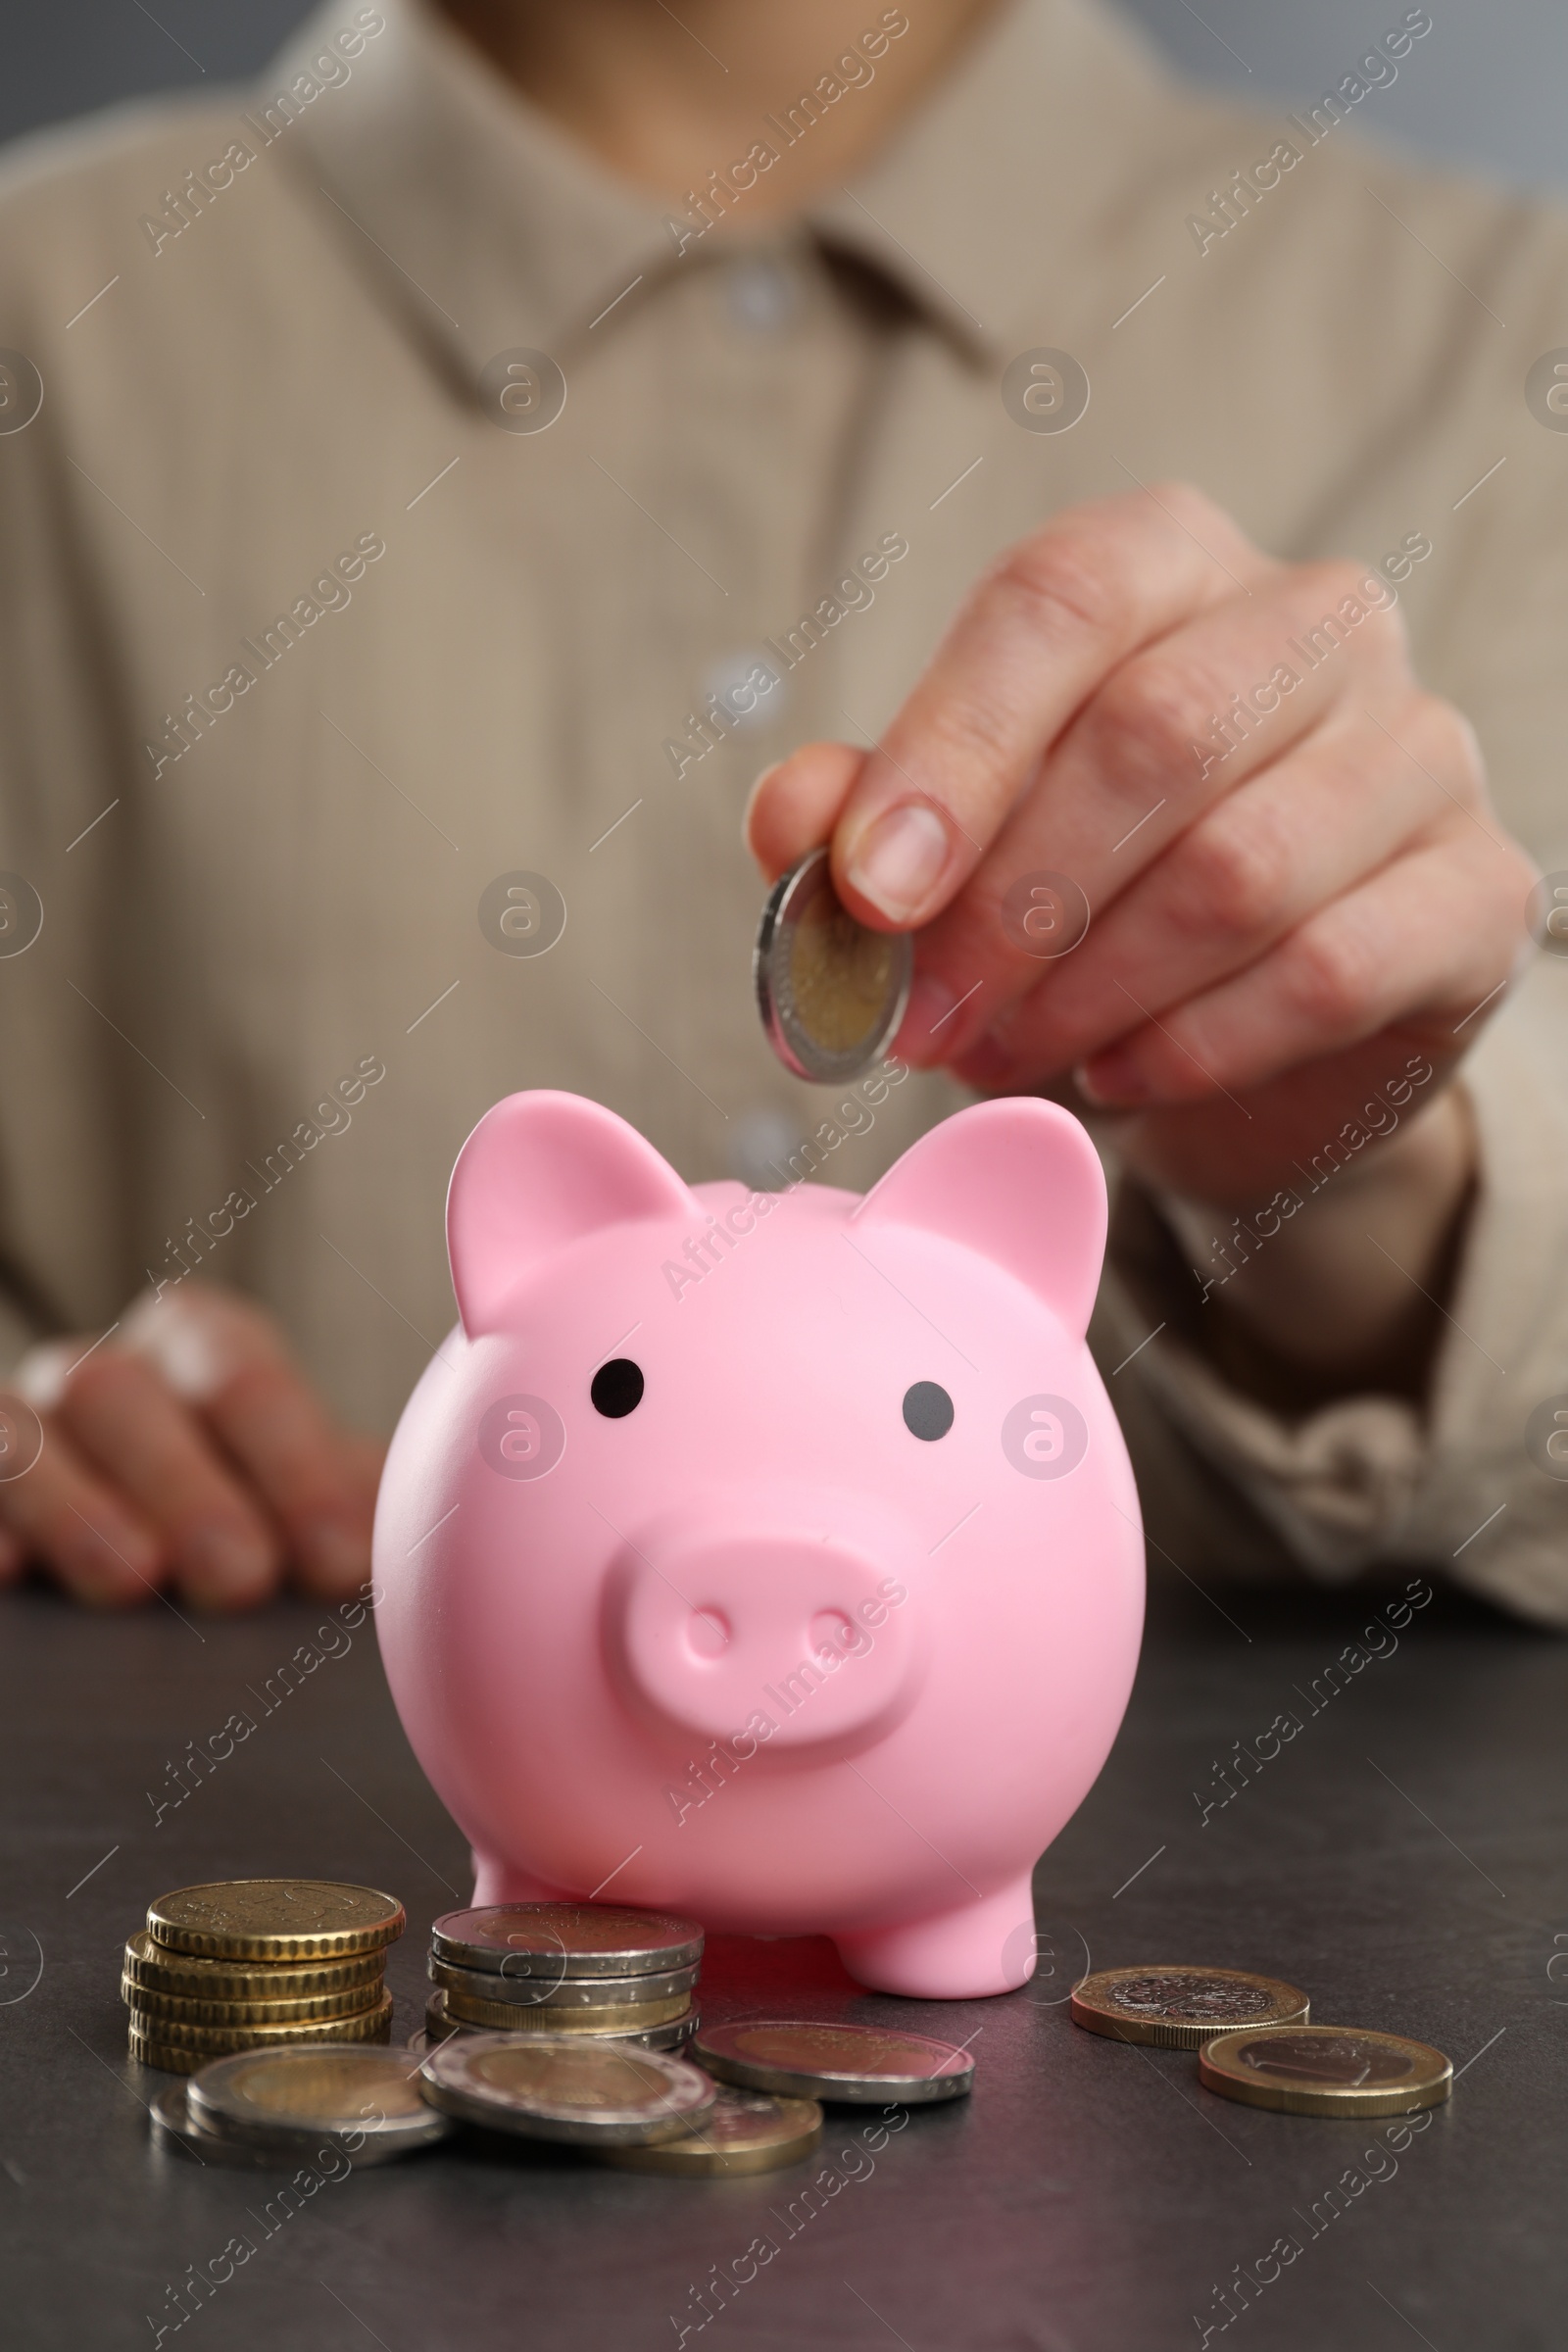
[423,1903,702,2050]
[123,1880,405,2075]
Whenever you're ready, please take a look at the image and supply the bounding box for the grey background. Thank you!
[1,0,1565,195]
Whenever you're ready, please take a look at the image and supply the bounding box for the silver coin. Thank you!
[418,2033,716,2145]
[187,2042,452,2154]
[754,848,912,1083]
[429,1902,703,1979]
[692,2019,975,2104]
[428,1953,697,2009]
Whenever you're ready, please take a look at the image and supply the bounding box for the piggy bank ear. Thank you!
[850,1098,1107,1339]
[447,1091,698,1337]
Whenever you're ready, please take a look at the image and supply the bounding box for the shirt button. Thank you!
[703,648,787,733]
[723,257,797,333]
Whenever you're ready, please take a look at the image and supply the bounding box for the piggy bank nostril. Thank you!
[809,1608,856,1658]
[686,1607,730,1660]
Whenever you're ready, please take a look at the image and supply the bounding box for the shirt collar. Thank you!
[280,0,1172,384]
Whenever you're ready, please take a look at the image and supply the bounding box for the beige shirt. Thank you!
[1,0,1565,1616]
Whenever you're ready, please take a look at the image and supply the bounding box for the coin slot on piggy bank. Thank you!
[373,1089,1144,2000]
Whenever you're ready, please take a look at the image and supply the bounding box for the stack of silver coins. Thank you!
[419,1903,704,2051]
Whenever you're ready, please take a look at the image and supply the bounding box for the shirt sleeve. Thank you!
[1094,964,1568,1627]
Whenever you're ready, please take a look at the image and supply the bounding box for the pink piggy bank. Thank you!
[373,1089,1144,1999]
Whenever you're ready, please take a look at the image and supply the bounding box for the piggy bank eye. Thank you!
[903,1381,954,1441]
[591,1357,645,1418]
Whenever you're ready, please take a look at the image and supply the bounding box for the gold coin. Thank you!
[127,1987,394,2056]
[147,1881,405,1960]
[1199,2024,1452,2117]
[122,1927,384,2002]
[122,1972,385,2027]
[600,2083,823,2176]
[754,848,912,1083]
[441,1986,691,2034]
[1070,1965,1310,2050]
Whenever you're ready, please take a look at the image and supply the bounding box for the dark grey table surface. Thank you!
[3,1569,1563,2352]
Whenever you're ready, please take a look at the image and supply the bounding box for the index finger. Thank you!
[821,485,1265,929]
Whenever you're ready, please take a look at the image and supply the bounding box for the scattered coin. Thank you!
[419,2034,716,2146]
[754,847,912,1084]
[188,2044,452,2158]
[600,2082,823,2177]
[123,1972,385,2028]
[122,1928,384,2002]
[147,1882,405,1962]
[129,1988,394,2063]
[1199,2024,1452,2117]
[441,1986,692,2034]
[429,1954,697,2009]
[430,1902,702,1979]
[1070,1965,1310,2050]
[692,2020,974,2105]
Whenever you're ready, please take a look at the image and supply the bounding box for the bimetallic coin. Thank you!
[693,2020,974,2105]
[128,1988,394,2055]
[419,2034,715,2145]
[601,2082,823,2176]
[429,1954,696,2009]
[422,1985,699,2052]
[1200,2025,1452,2117]
[148,1881,405,1961]
[149,2082,291,2167]
[123,1928,384,2002]
[440,1986,692,2034]
[189,2043,452,2155]
[1070,1965,1310,2050]
[430,1902,703,1979]
[123,1972,385,2027]
[754,848,913,1084]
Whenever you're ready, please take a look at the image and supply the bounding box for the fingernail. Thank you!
[301,1515,370,1591]
[899,973,958,1062]
[844,805,949,923]
[182,1523,274,1604]
[1076,1055,1149,1107]
[65,1513,161,1591]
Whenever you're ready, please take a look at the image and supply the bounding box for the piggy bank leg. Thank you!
[468,1850,578,1907]
[834,1875,1039,1999]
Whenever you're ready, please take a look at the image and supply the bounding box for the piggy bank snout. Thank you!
[610,1528,919,1753]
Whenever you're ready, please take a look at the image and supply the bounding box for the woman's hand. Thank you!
[0,1282,382,1608]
